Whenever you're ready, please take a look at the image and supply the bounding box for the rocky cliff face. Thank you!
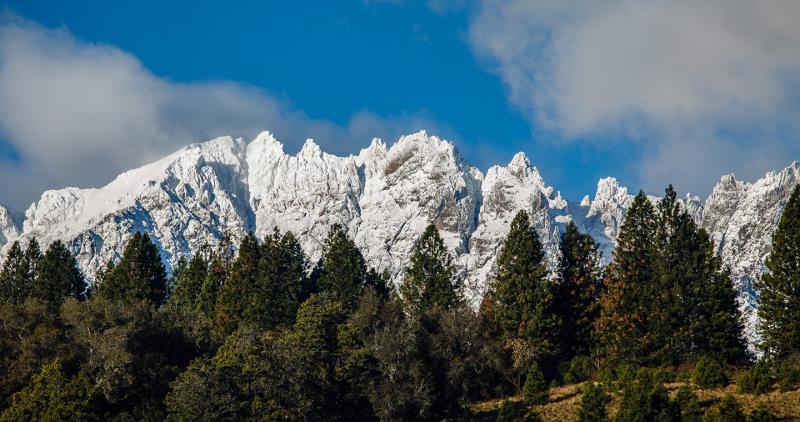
[0,131,796,343]
[0,205,21,248]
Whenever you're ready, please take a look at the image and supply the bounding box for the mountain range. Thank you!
[1,130,798,344]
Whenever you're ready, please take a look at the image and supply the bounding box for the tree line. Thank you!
[0,184,798,420]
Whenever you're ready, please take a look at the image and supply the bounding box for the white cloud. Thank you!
[467,0,800,194]
[0,15,452,209]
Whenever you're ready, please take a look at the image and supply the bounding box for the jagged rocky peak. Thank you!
[0,205,21,248]
[0,129,795,347]
[355,130,484,279]
[464,151,567,305]
[246,133,364,264]
[12,135,254,279]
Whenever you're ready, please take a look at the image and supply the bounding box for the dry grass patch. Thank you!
[471,381,800,421]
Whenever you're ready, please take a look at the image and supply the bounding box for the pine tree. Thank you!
[490,210,558,355]
[97,232,167,306]
[196,254,224,317]
[32,240,86,303]
[0,242,29,304]
[24,238,42,282]
[688,233,747,363]
[169,251,208,310]
[400,224,461,313]
[316,224,367,307]
[656,184,745,363]
[522,362,548,405]
[596,191,660,364]
[577,382,609,422]
[251,230,306,328]
[215,233,261,333]
[554,220,603,359]
[0,239,42,304]
[757,185,800,357]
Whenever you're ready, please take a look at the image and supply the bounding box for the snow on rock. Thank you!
[0,130,796,346]
[701,161,800,343]
[10,136,254,277]
[0,205,21,248]
[464,152,568,305]
[247,131,364,265]
[355,131,483,282]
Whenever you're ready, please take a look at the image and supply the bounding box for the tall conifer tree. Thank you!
[400,224,461,313]
[32,240,86,303]
[97,232,167,306]
[490,210,558,356]
[169,251,208,310]
[554,220,603,359]
[250,230,306,328]
[757,185,800,357]
[215,233,261,333]
[596,191,660,364]
[316,224,367,307]
[0,242,29,304]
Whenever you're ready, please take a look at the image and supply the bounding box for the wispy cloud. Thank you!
[466,0,800,194]
[0,14,453,209]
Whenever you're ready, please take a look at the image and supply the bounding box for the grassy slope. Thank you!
[471,382,800,421]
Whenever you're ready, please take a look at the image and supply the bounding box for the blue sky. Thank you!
[0,1,798,209]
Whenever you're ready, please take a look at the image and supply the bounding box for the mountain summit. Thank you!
[1,131,798,344]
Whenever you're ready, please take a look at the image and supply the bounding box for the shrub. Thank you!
[749,403,777,422]
[564,356,594,384]
[523,363,549,405]
[613,368,677,422]
[737,361,773,395]
[692,357,728,388]
[577,382,608,422]
[777,358,800,392]
[702,394,745,422]
[598,362,636,391]
[673,386,702,422]
[495,400,521,422]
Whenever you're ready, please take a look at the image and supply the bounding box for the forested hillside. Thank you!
[1,184,799,421]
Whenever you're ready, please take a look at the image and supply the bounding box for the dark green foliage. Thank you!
[758,185,800,358]
[251,230,307,329]
[195,254,224,317]
[0,359,96,422]
[316,224,368,307]
[674,386,702,422]
[555,220,603,359]
[692,357,728,388]
[32,240,86,303]
[60,297,195,420]
[400,224,461,314]
[168,293,350,420]
[613,368,677,422]
[563,355,593,384]
[97,232,167,306]
[523,363,548,405]
[777,357,800,391]
[215,232,261,334]
[598,187,746,366]
[365,267,392,300]
[169,251,208,311]
[736,361,773,394]
[577,382,608,422]
[597,192,661,365]
[702,394,745,422]
[0,299,76,406]
[490,210,558,365]
[495,400,521,422]
[749,403,777,422]
[0,240,40,304]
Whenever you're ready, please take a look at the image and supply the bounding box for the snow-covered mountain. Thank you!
[0,131,797,343]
